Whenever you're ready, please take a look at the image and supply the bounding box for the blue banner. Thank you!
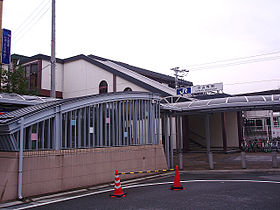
[2,29,11,64]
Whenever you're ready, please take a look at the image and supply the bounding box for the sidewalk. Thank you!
[174,152,280,171]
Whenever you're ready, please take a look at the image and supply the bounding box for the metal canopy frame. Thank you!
[0,92,161,151]
[161,94,280,114]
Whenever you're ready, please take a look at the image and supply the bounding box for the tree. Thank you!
[0,63,38,95]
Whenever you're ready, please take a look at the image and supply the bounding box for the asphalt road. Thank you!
[10,172,280,210]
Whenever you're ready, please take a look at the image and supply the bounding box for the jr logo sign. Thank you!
[176,87,191,95]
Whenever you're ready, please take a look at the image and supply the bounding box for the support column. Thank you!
[205,113,214,169]
[177,116,183,170]
[272,151,278,168]
[241,151,246,169]
[55,106,62,150]
[161,115,165,148]
[182,115,190,153]
[170,115,174,169]
[18,117,24,200]
[237,111,243,150]
[270,110,274,139]
[221,112,228,153]
[164,115,170,169]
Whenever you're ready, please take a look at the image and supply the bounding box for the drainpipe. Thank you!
[18,117,24,200]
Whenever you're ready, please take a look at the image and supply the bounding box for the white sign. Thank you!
[89,127,94,134]
[191,82,223,94]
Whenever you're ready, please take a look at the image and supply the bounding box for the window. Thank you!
[99,80,108,94]
[30,63,38,90]
[24,62,38,90]
[124,87,132,92]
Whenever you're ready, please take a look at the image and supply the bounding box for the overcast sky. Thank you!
[3,0,280,94]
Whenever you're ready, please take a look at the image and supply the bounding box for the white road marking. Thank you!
[15,179,280,210]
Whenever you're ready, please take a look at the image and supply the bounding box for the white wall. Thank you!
[63,59,114,98]
[116,76,147,92]
[41,60,63,92]
[62,59,150,98]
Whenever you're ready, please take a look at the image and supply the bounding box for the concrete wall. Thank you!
[188,115,206,146]
[0,145,167,203]
[187,112,239,148]
[225,112,239,147]
[209,113,223,147]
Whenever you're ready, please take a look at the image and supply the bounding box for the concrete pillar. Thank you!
[177,116,183,170]
[170,115,174,169]
[270,110,274,139]
[221,112,228,153]
[55,106,62,150]
[164,115,170,168]
[237,111,243,150]
[241,151,246,169]
[272,151,278,168]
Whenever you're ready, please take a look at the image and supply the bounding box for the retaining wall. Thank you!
[0,144,167,202]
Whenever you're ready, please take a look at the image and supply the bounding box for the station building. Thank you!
[11,54,192,99]
[0,53,279,202]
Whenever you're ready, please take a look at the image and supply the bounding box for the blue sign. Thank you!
[176,87,191,95]
[2,29,11,64]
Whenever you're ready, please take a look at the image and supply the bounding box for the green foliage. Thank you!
[0,63,38,95]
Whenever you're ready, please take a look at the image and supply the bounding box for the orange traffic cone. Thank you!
[170,165,184,190]
[110,170,127,198]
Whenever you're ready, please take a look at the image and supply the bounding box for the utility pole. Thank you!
[50,0,56,98]
[171,67,189,89]
[0,0,3,91]
[0,0,3,56]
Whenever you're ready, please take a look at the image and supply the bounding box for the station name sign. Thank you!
[176,82,223,95]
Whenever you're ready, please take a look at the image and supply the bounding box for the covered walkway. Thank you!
[161,94,280,170]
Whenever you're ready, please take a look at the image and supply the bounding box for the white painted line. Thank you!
[14,179,280,210]
[180,180,280,184]
[15,188,114,210]
[32,189,88,201]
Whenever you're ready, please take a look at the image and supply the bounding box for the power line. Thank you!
[13,0,50,37]
[224,78,280,86]
[13,5,51,44]
[188,50,280,68]
[188,55,280,71]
